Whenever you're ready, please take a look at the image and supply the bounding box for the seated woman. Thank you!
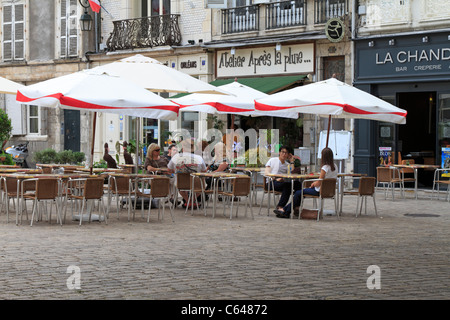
[144,143,176,203]
[274,147,337,218]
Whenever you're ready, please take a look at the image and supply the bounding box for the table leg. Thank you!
[290,179,294,220]
[415,168,418,200]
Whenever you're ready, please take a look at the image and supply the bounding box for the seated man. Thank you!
[264,145,301,212]
[168,139,207,207]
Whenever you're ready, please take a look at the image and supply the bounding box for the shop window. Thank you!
[28,105,41,135]
[438,93,450,148]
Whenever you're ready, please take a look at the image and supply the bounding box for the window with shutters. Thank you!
[2,2,25,61]
[28,105,41,135]
[60,0,78,58]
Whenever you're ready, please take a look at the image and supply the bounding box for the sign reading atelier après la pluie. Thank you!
[216,43,314,77]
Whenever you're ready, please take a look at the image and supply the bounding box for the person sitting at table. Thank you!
[122,141,133,165]
[275,147,337,219]
[103,143,117,169]
[204,142,230,190]
[144,143,168,173]
[264,145,301,212]
[165,144,178,162]
[168,139,207,208]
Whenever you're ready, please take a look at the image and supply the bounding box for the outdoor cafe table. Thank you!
[265,173,320,219]
[392,164,440,200]
[1,172,96,225]
[190,172,243,218]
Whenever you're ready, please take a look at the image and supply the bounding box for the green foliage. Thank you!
[33,149,85,164]
[93,159,107,168]
[0,151,14,165]
[0,109,12,148]
[57,150,74,164]
[73,151,85,164]
[33,148,58,164]
[234,147,268,168]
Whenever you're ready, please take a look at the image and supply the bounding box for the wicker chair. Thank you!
[432,168,450,201]
[342,177,378,217]
[64,178,107,226]
[134,177,174,223]
[106,175,133,220]
[22,178,61,226]
[376,166,403,200]
[1,177,35,224]
[299,178,338,221]
[220,176,253,220]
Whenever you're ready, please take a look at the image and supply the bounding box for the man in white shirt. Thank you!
[168,139,207,207]
[264,146,301,211]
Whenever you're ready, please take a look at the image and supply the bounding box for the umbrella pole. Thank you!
[90,112,97,175]
[326,115,331,148]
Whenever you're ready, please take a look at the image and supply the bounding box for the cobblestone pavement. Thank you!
[0,188,449,301]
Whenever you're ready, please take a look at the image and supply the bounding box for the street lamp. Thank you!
[79,0,93,31]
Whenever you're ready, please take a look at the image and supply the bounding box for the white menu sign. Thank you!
[217,43,314,77]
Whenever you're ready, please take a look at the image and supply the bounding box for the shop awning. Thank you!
[209,75,307,94]
[171,75,307,98]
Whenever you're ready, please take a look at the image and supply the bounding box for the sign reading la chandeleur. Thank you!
[217,43,314,78]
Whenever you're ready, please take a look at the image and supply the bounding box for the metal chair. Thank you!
[1,177,34,224]
[64,178,107,226]
[299,178,338,221]
[258,175,282,216]
[432,168,450,201]
[22,178,61,226]
[376,166,404,200]
[107,175,133,219]
[220,176,253,220]
[342,177,378,217]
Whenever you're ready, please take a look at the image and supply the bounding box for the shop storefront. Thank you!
[353,30,450,187]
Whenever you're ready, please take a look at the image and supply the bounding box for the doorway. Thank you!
[64,110,80,152]
[397,91,436,187]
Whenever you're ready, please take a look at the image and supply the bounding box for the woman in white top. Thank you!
[275,147,337,218]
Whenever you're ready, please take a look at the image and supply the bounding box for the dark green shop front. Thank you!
[353,30,450,187]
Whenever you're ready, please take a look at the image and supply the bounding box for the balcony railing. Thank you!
[314,0,348,24]
[221,5,260,34]
[266,0,307,30]
[106,15,181,51]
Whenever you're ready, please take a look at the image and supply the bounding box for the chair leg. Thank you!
[147,196,152,223]
[258,191,265,215]
[373,194,378,216]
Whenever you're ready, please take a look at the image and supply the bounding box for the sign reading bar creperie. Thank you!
[216,43,314,78]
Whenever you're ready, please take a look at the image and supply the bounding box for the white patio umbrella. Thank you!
[255,77,407,146]
[16,68,179,173]
[0,75,24,94]
[93,54,230,95]
[171,80,298,119]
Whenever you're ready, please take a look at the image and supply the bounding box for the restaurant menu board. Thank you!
[442,147,450,177]
[379,147,392,166]
[318,131,351,160]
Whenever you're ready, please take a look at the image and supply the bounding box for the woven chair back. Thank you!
[151,177,170,198]
[176,172,191,190]
[111,176,129,193]
[358,177,375,196]
[84,178,104,200]
[320,178,336,198]
[36,178,59,200]
[233,176,251,197]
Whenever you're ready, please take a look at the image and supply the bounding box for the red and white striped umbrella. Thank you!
[16,68,179,120]
[255,77,407,124]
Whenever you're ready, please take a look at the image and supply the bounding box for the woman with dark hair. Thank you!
[103,143,117,168]
[274,147,337,218]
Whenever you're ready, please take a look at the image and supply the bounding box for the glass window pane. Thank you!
[29,118,38,134]
[438,93,450,148]
[29,105,38,117]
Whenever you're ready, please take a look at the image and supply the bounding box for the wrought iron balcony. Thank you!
[106,15,181,51]
[314,0,348,24]
[221,5,260,35]
[266,0,307,30]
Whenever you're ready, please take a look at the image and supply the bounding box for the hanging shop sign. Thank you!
[325,18,345,43]
[217,43,314,78]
